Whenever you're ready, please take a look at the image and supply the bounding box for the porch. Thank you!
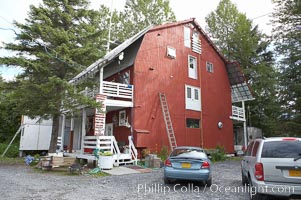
[61,80,137,166]
[64,135,137,166]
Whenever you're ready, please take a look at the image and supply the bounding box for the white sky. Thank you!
[0,0,275,81]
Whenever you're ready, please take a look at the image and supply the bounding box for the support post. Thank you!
[69,116,74,153]
[242,101,248,149]
[1,126,23,157]
[81,107,87,154]
[60,114,65,152]
[99,67,103,94]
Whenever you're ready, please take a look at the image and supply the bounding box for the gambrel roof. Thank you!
[70,18,254,102]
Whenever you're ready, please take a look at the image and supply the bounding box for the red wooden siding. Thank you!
[132,23,234,153]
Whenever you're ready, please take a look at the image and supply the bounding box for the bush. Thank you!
[0,142,19,158]
[210,145,226,162]
[158,146,169,161]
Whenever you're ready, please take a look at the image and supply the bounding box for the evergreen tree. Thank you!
[120,0,176,40]
[0,77,20,143]
[205,0,280,136]
[0,0,106,152]
[271,0,301,136]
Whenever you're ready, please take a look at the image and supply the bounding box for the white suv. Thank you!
[241,137,301,200]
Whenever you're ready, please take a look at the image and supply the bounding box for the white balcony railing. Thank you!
[102,81,133,99]
[83,135,137,166]
[230,106,245,121]
[80,81,134,100]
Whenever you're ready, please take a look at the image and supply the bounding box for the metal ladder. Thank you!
[159,93,177,151]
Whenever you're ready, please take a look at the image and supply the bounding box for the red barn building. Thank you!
[61,19,253,164]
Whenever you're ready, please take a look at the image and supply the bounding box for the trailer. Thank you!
[19,116,56,156]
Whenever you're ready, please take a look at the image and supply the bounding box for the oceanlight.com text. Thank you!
[137,183,295,196]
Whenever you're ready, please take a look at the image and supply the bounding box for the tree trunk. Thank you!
[49,115,60,153]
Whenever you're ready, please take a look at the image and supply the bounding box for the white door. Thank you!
[105,123,113,136]
[185,85,201,111]
[188,55,197,79]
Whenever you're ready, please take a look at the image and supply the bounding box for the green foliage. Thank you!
[210,145,226,162]
[120,0,176,39]
[0,143,19,158]
[99,151,113,156]
[158,146,169,161]
[206,0,281,135]
[271,0,301,136]
[0,79,21,143]
[0,157,24,165]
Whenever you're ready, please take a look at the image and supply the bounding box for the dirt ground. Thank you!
[0,160,249,200]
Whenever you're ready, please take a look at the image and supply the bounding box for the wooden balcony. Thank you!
[80,81,134,109]
[230,106,245,121]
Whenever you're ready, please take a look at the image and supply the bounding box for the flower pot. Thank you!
[98,155,113,169]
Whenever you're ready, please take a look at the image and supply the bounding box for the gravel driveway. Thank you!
[0,160,249,200]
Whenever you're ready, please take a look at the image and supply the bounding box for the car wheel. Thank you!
[205,178,212,187]
[248,178,265,200]
[164,177,171,184]
[242,171,247,186]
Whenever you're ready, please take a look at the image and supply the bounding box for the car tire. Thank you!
[242,171,247,186]
[164,177,171,184]
[248,178,265,200]
[205,178,212,187]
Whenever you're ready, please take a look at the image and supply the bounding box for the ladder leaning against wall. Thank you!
[159,93,177,151]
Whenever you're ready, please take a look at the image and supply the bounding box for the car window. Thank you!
[261,141,301,158]
[170,149,207,159]
[251,142,259,157]
[245,142,254,156]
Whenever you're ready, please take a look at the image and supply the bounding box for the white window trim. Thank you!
[206,62,214,73]
[185,85,201,111]
[188,55,198,79]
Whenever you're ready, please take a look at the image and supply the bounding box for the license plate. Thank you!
[181,163,191,168]
[289,170,301,177]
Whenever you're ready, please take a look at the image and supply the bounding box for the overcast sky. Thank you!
[0,0,275,81]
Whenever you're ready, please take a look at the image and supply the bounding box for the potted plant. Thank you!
[98,151,114,169]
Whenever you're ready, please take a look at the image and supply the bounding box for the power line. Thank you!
[251,12,273,20]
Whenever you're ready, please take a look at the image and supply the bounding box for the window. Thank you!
[192,32,202,54]
[118,71,130,85]
[188,55,197,79]
[187,87,191,98]
[206,62,214,73]
[245,142,254,156]
[167,46,176,59]
[186,118,200,128]
[261,141,301,158]
[184,26,191,48]
[119,110,126,126]
[185,85,201,111]
[251,142,259,157]
[170,148,207,159]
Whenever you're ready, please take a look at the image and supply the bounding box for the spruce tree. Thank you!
[0,0,107,152]
[205,0,280,135]
[272,0,301,136]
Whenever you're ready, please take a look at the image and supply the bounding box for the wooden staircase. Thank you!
[159,93,177,151]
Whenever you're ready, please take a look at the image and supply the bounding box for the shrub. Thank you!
[141,148,150,158]
[210,145,226,162]
[0,143,19,158]
[158,146,169,161]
